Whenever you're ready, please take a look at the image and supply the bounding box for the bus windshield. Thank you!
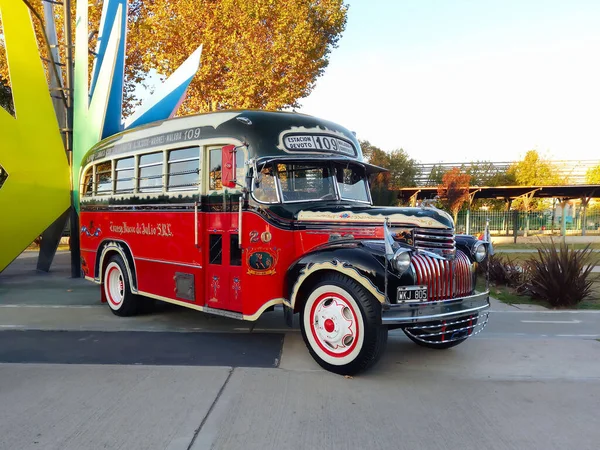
[252,161,370,204]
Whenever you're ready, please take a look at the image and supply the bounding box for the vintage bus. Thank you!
[79,110,490,375]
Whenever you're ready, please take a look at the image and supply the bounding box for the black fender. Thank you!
[285,241,412,313]
[455,234,489,264]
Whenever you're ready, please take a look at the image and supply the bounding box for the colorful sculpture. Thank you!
[0,0,202,272]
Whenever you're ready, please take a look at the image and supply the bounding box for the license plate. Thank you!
[397,286,428,302]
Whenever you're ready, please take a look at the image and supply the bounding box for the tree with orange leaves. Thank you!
[1,0,347,116]
[437,167,471,224]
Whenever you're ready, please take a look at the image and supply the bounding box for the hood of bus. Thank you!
[293,204,454,229]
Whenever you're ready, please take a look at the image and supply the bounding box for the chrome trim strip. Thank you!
[414,233,454,241]
[414,227,454,235]
[381,291,490,325]
[414,240,455,248]
[404,312,489,343]
[135,257,202,269]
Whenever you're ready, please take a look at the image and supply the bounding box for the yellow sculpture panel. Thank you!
[0,0,70,272]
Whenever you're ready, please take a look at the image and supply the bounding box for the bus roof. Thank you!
[82,110,364,166]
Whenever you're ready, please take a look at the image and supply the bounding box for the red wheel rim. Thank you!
[309,292,360,358]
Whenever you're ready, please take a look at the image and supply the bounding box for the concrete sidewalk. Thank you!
[1,336,600,450]
[2,251,600,449]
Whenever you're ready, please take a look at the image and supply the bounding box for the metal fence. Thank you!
[454,210,600,236]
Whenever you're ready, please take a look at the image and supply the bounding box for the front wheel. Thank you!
[300,274,388,375]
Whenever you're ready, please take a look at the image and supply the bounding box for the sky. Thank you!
[297,0,600,164]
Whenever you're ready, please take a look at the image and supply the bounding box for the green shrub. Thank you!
[519,240,598,307]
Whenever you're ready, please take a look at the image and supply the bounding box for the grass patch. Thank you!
[477,279,549,307]
[477,278,600,310]
[493,242,600,250]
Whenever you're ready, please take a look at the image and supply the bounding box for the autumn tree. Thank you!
[1,1,347,116]
[461,161,516,211]
[360,140,420,206]
[437,168,471,224]
[128,0,348,113]
[586,164,600,184]
[426,164,445,186]
[463,161,516,187]
[0,1,103,91]
[507,150,562,236]
[507,150,561,186]
[0,76,12,115]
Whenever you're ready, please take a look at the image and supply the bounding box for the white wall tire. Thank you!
[103,255,139,317]
[300,273,387,375]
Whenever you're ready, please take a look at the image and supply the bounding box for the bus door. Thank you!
[204,146,243,312]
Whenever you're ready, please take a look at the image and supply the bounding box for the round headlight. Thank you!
[392,249,411,274]
[474,242,487,262]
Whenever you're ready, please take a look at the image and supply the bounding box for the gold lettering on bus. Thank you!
[109,221,174,237]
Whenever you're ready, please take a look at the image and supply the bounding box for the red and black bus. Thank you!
[79,110,490,374]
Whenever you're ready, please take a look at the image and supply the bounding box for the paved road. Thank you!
[1,252,600,450]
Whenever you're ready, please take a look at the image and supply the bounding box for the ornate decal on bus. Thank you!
[247,249,280,275]
[81,221,102,238]
[297,211,448,229]
[210,275,220,302]
[232,277,241,300]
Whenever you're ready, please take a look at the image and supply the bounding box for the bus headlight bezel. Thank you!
[392,248,412,274]
[473,241,488,263]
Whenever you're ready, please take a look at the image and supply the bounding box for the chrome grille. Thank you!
[404,312,489,344]
[413,228,455,258]
[411,250,473,300]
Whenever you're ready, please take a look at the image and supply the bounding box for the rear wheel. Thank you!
[103,255,139,317]
[300,273,388,375]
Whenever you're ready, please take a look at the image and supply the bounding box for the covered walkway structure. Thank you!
[397,185,600,239]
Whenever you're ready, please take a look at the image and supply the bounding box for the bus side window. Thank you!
[253,165,278,203]
[235,148,245,182]
[230,235,241,266]
[82,167,94,196]
[95,161,112,195]
[209,149,222,191]
[139,152,163,193]
[209,234,222,264]
[115,157,135,194]
[168,147,200,191]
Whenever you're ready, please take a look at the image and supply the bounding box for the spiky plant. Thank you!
[477,253,526,288]
[522,240,597,307]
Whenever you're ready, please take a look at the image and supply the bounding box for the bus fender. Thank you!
[286,247,386,313]
[96,240,138,292]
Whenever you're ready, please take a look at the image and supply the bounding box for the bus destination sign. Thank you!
[283,133,356,156]
[85,127,203,164]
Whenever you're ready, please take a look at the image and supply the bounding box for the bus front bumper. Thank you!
[381,291,490,325]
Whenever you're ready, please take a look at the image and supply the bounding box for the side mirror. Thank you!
[221,145,236,188]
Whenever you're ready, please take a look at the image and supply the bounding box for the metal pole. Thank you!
[63,0,81,278]
[561,200,567,243]
[513,210,518,244]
